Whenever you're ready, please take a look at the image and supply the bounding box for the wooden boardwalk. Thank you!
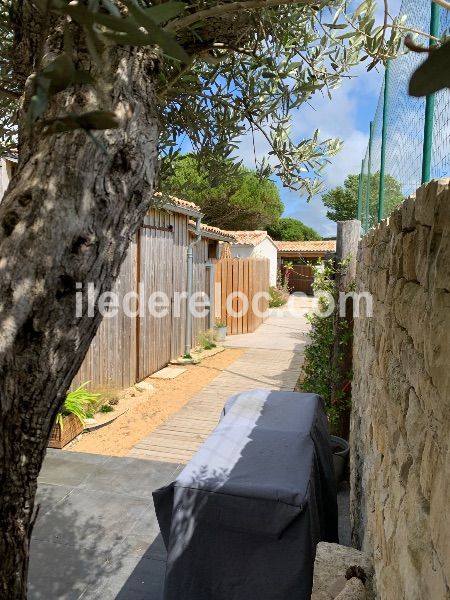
[129,298,311,463]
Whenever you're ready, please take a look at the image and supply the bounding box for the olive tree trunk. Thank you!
[0,11,160,597]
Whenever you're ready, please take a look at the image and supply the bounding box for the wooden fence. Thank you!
[73,208,212,391]
[215,258,270,335]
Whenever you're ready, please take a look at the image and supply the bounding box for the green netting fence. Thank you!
[358,0,450,232]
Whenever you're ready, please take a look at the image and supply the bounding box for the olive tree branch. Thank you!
[165,0,319,32]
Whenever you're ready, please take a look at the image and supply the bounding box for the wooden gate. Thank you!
[137,211,175,380]
[215,258,270,335]
[288,265,314,295]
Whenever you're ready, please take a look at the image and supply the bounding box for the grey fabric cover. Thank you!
[153,390,338,600]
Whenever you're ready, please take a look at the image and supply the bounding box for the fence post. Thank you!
[421,1,440,184]
[378,61,390,222]
[357,160,364,221]
[365,121,373,233]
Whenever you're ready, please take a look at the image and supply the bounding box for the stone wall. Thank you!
[350,179,450,599]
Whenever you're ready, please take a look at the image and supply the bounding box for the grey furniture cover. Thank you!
[153,389,338,600]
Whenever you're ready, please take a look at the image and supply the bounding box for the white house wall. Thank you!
[231,239,278,286]
[230,244,254,259]
[253,238,277,285]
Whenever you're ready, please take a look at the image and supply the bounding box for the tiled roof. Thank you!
[225,230,272,246]
[188,220,237,242]
[154,191,202,213]
[275,240,336,253]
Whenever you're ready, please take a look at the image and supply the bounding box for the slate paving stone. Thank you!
[32,487,149,551]
[38,449,109,487]
[128,499,161,538]
[29,452,174,599]
[124,532,167,562]
[80,556,166,600]
[150,366,186,379]
[28,539,105,600]
[80,456,179,499]
[34,482,73,517]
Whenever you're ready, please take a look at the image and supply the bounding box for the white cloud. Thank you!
[232,0,407,235]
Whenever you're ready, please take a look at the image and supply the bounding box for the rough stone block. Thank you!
[311,543,374,600]
[389,233,403,278]
[416,179,450,227]
[431,228,450,293]
[423,290,450,399]
[388,206,402,234]
[433,185,450,234]
[402,230,417,281]
[401,195,416,231]
[414,225,431,288]
[334,578,367,600]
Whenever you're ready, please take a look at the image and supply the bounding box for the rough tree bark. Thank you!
[0,8,161,597]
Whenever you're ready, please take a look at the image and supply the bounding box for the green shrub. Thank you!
[268,286,288,307]
[268,264,293,307]
[300,259,352,428]
[99,404,114,413]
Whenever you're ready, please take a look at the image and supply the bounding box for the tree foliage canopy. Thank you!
[322,172,404,225]
[0,0,405,195]
[162,154,283,230]
[267,217,320,241]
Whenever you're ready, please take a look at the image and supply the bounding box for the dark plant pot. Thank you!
[330,435,349,484]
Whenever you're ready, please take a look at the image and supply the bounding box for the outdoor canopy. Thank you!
[153,389,338,600]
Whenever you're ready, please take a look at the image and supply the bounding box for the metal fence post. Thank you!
[357,160,364,221]
[365,121,373,233]
[378,61,390,222]
[421,1,440,184]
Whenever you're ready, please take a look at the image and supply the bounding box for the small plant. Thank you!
[99,404,113,413]
[268,285,288,307]
[268,264,293,307]
[197,329,216,350]
[56,382,101,430]
[215,319,227,328]
[182,353,192,359]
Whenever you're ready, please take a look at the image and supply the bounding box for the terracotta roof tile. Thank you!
[225,230,272,246]
[275,240,336,253]
[188,220,237,242]
[153,191,202,213]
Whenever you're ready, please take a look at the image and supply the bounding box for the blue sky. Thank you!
[235,0,404,237]
[278,65,384,237]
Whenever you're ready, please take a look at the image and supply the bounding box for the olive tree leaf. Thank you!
[409,41,450,97]
[121,0,190,63]
[144,2,186,25]
[101,30,157,46]
[39,53,76,95]
[28,54,95,123]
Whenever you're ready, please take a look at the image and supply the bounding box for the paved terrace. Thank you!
[128,295,311,463]
[29,294,350,598]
